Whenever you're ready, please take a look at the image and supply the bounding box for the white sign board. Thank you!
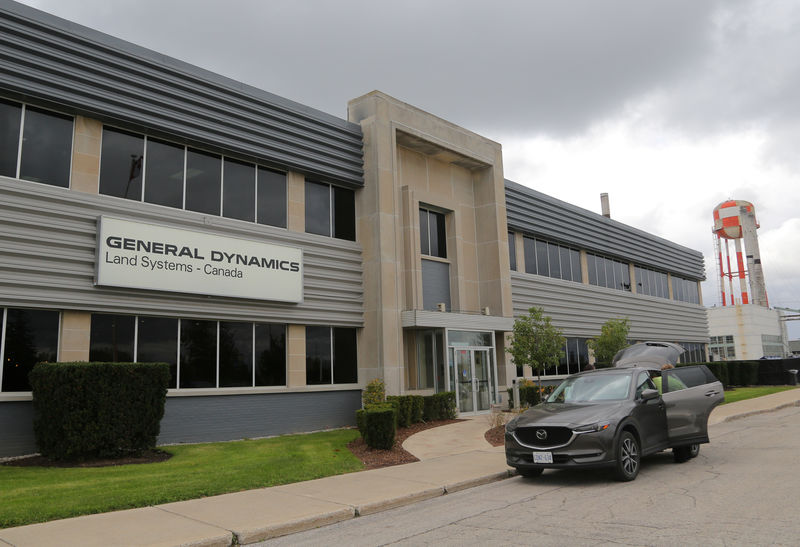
[95,216,303,303]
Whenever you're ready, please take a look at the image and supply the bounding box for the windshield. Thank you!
[547,373,632,403]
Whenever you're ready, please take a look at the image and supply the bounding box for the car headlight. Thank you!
[505,417,520,433]
[573,422,610,434]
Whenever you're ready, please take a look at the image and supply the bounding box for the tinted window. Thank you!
[180,319,216,388]
[99,127,144,200]
[305,181,331,236]
[255,323,286,386]
[508,232,517,271]
[333,186,356,241]
[256,167,286,227]
[523,236,536,274]
[420,209,446,258]
[137,316,178,389]
[89,314,135,362]
[223,159,255,222]
[218,321,252,388]
[0,99,22,177]
[586,253,597,285]
[185,149,221,215]
[333,327,357,383]
[19,107,73,188]
[306,326,331,385]
[570,248,581,282]
[144,138,184,208]
[560,246,572,281]
[1,308,59,392]
[535,239,548,276]
[667,367,710,390]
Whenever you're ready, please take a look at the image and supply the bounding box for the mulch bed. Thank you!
[2,449,172,468]
[484,425,505,447]
[347,419,462,469]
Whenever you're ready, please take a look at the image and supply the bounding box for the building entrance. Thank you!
[446,330,498,414]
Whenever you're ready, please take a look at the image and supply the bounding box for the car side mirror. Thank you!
[640,389,659,402]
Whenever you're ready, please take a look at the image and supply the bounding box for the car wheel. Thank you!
[614,431,640,481]
[673,445,692,463]
[688,444,700,458]
[519,468,544,478]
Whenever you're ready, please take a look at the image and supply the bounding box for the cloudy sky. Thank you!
[18,0,800,336]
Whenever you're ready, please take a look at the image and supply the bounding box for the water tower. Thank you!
[712,200,768,307]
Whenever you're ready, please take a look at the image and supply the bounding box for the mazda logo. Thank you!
[536,429,548,440]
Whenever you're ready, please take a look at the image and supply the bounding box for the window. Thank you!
[185,149,221,215]
[413,330,444,390]
[556,337,591,376]
[1,308,60,392]
[306,326,357,385]
[634,265,668,298]
[144,138,184,208]
[523,236,581,283]
[97,126,288,227]
[508,232,516,271]
[99,127,144,200]
[0,99,22,177]
[0,100,73,188]
[672,276,700,304]
[709,335,735,361]
[305,181,355,240]
[256,167,287,228]
[223,159,255,222]
[89,314,135,362]
[676,342,706,363]
[420,208,447,258]
[587,253,631,291]
[89,314,285,390]
[762,335,783,358]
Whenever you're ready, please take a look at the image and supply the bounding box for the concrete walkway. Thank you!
[1,388,798,546]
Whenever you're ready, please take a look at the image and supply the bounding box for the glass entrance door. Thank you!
[454,348,493,413]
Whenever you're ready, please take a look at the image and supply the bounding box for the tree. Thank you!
[506,307,565,393]
[587,317,631,366]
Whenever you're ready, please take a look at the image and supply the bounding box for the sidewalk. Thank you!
[1,389,798,547]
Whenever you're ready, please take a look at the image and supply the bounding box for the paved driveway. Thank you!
[261,405,800,546]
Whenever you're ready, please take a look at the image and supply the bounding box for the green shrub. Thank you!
[362,378,385,408]
[507,381,556,409]
[363,406,396,449]
[410,395,424,424]
[29,362,170,460]
[356,408,367,436]
[422,392,457,420]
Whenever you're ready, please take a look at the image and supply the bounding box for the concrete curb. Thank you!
[233,506,355,545]
[712,399,800,425]
[444,470,513,494]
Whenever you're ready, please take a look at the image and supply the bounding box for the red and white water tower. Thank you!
[712,200,768,307]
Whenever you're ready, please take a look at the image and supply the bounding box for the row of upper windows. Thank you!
[0,307,358,393]
[0,99,355,241]
[508,232,701,304]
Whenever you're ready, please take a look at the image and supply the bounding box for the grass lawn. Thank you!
[722,385,798,405]
[0,428,362,529]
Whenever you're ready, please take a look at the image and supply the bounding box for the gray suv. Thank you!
[505,342,724,481]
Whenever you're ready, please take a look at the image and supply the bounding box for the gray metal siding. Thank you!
[505,180,705,279]
[159,390,361,445]
[0,391,361,457]
[421,259,451,311]
[0,2,363,187]
[512,272,709,343]
[0,178,363,326]
[0,401,36,457]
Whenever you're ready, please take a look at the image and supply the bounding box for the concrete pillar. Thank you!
[287,171,305,232]
[59,311,91,362]
[70,116,101,194]
[286,324,306,387]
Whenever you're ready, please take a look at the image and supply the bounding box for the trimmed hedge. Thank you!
[422,392,457,421]
[507,383,556,409]
[386,395,425,427]
[363,405,396,449]
[29,362,170,460]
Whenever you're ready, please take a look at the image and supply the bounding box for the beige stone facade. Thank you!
[349,92,514,406]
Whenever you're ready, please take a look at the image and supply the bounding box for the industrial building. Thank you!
[0,0,708,457]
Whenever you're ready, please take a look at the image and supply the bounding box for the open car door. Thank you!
[660,365,724,446]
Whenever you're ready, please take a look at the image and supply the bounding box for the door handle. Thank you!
[705,390,719,397]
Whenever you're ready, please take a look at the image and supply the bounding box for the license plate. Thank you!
[533,452,553,464]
